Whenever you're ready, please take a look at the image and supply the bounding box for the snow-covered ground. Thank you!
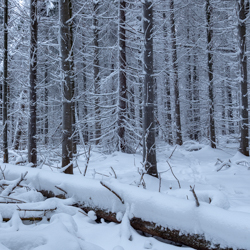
[0,140,249,250]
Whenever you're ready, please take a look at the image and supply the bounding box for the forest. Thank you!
[0,0,249,250]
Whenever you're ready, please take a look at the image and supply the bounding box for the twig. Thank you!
[55,186,67,194]
[94,170,109,178]
[169,146,177,159]
[78,210,88,216]
[216,159,231,172]
[83,145,91,176]
[0,196,26,203]
[158,173,161,192]
[110,167,117,179]
[190,185,200,207]
[16,207,57,213]
[167,161,181,189]
[215,158,223,166]
[100,181,124,204]
[5,171,28,196]
[0,166,6,179]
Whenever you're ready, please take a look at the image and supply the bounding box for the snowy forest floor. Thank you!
[0,139,249,250]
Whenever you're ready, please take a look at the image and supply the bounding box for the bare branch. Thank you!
[167,161,181,189]
[100,181,124,204]
[190,185,200,207]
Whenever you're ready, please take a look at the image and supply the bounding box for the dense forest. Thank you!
[1,0,249,172]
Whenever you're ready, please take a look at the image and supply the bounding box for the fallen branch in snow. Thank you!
[3,171,28,196]
[16,207,57,213]
[100,181,124,204]
[0,166,6,179]
[167,161,181,189]
[216,160,231,172]
[0,196,26,203]
[168,146,177,159]
[2,217,45,222]
[55,185,67,194]
[110,167,117,179]
[190,185,200,207]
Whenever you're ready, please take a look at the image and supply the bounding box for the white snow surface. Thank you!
[0,142,250,249]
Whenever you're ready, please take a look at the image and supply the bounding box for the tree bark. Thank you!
[238,0,249,156]
[170,0,182,146]
[3,0,8,163]
[143,0,158,178]
[93,2,101,145]
[206,0,216,149]
[118,0,128,152]
[59,0,73,173]
[28,0,38,166]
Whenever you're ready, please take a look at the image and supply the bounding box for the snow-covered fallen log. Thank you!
[2,164,250,250]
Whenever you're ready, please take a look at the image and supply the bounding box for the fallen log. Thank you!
[3,165,249,250]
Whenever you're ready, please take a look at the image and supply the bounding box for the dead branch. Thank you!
[100,181,124,204]
[16,207,57,213]
[55,186,67,194]
[167,161,181,189]
[110,167,117,179]
[5,171,28,196]
[169,146,177,159]
[190,185,200,207]
[0,166,6,179]
[216,160,231,172]
[83,145,91,176]
[0,196,26,203]
[215,158,223,165]
[158,173,162,192]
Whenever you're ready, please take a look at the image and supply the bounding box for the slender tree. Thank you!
[118,0,128,152]
[238,0,249,156]
[59,0,73,173]
[3,0,8,163]
[206,0,216,148]
[170,0,182,145]
[143,0,158,178]
[28,0,38,166]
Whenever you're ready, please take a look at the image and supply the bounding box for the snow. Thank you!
[0,141,249,249]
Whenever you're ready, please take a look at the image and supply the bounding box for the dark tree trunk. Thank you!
[163,12,173,145]
[28,0,38,166]
[143,0,158,178]
[118,0,127,152]
[3,0,8,163]
[59,0,73,173]
[170,0,182,146]
[238,0,249,156]
[206,0,216,148]
[44,62,49,145]
[93,2,101,145]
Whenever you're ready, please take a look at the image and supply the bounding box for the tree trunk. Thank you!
[170,0,182,146]
[44,61,49,145]
[28,0,38,166]
[238,0,249,156]
[206,0,216,149]
[118,0,127,152]
[3,0,8,163]
[93,2,101,145]
[143,0,158,178]
[59,0,73,173]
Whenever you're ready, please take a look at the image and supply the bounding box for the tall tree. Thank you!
[143,0,158,178]
[170,0,182,145]
[93,1,101,145]
[118,0,128,152]
[28,0,38,166]
[3,0,8,163]
[238,0,249,156]
[206,0,216,148]
[59,0,73,173]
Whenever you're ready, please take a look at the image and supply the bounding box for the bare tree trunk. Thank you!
[206,0,216,148]
[118,0,127,152]
[28,0,38,166]
[163,12,173,145]
[44,61,49,145]
[143,0,158,178]
[238,0,249,156]
[170,0,182,146]
[59,0,73,173]
[3,0,8,163]
[93,2,101,145]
